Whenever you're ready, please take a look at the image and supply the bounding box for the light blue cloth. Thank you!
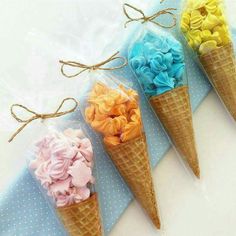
[1,2,236,235]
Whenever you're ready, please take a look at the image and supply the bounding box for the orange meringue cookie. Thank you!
[89,95,115,114]
[85,105,95,123]
[89,82,109,99]
[119,85,139,101]
[129,108,141,123]
[121,108,142,142]
[109,104,127,117]
[103,135,121,147]
[85,82,143,146]
[91,116,127,136]
[121,121,142,142]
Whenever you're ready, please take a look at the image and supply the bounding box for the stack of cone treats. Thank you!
[85,82,161,229]
[129,30,200,178]
[181,0,236,120]
[29,128,103,236]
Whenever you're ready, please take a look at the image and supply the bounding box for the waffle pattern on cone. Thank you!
[105,133,161,229]
[57,193,102,236]
[150,86,200,178]
[200,43,236,120]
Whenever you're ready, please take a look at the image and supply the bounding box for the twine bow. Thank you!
[59,51,127,78]
[123,3,177,28]
[8,97,78,142]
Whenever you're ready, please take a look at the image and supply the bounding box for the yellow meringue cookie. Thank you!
[201,13,221,30]
[213,25,231,44]
[187,30,202,49]
[190,15,203,30]
[181,0,231,54]
[205,1,217,14]
[200,30,212,41]
[190,9,201,17]
[200,30,222,44]
[210,31,222,44]
[199,40,218,54]
[192,0,207,10]
[182,12,191,25]
[181,22,190,33]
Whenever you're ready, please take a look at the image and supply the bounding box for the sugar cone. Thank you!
[105,133,161,229]
[57,193,102,236]
[200,43,236,121]
[149,86,200,178]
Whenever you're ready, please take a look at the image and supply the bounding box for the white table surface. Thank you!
[1,1,236,236]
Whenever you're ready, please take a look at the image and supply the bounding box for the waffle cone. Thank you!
[149,86,200,178]
[200,43,236,120]
[56,193,102,236]
[105,133,161,229]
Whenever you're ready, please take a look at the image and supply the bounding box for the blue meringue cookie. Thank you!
[129,42,144,58]
[153,72,175,94]
[150,54,167,74]
[129,31,186,97]
[163,53,173,70]
[136,66,155,86]
[154,36,171,53]
[130,56,146,71]
[167,63,185,79]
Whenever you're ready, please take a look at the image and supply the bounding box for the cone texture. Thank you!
[105,133,161,229]
[200,43,236,120]
[57,193,102,236]
[150,86,200,178]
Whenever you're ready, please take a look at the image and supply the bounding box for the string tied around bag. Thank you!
[8,97,78,142]
[59,51,127,78]
[123,3,177,28]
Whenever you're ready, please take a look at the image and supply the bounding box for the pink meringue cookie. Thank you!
[76,186,91,201]
[50,135,78,159]
[49,177,72,197]
[48,158,72,180]
[29,155,45,170]
[35,160,52,188]
[56,193,76,207]
[35,135,54,160]
[79,138,93,162]
[30,128,94,208]
[68,160,92,187]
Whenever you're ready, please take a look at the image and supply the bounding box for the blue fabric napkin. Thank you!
[1,2,236,235]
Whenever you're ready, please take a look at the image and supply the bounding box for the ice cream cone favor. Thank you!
[180,0,236,120]
[29,128,103,236]
[84,81,161,229]
[128,30,200,178]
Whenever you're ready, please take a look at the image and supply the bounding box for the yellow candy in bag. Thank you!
[199,40,217,54]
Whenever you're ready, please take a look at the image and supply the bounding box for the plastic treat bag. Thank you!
[125,3,200,178]
[59,55,161,229]
[8,99,103,236]
[180,0,236,121]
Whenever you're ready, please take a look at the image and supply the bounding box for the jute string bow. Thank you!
[8,97,78,142]
[123,3,177,28]
[59,51,127,78]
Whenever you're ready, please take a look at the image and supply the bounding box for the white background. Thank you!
[0,0,236,236]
